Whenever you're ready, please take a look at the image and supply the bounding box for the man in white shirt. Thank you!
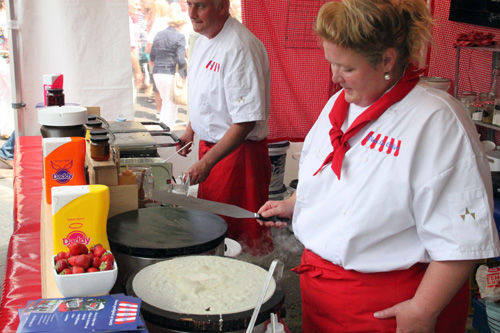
[178,0,273,256]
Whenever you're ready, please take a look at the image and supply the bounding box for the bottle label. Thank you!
[51,160,75,184]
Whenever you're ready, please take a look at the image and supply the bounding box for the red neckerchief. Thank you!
[314,64,423,179]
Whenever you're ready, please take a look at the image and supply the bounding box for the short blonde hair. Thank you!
[168,11,186,27]
[315,0,434,68]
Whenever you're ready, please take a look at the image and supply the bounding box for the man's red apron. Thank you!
[293,249,469,332]
[198,139,273,256]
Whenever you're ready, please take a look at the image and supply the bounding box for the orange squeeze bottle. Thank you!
[43,137,87,204]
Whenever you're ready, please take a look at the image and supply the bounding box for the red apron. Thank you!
[292,249,469,332]
[198,139,273,256]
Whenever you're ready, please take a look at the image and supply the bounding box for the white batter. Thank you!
[132,256,276,315]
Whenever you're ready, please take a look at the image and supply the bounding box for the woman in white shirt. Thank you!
[258,0,500,331]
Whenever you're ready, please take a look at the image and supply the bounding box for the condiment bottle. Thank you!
[90,135,110,161]
[85,119,103,141]
[486,66,500,125]
[46,88,65,107]
[484,100,495,124]
[472,103,483,121]
[51,185,110,255]
[118,165,137,185]
[43,137,87,204]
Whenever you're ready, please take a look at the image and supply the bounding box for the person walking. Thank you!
[149,12,187,130]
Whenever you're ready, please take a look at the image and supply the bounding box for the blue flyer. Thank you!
[16,294,147,332]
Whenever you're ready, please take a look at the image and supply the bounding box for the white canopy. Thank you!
[7,0,133,136]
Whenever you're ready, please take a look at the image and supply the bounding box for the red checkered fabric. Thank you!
[428,0,499,97]
[242,0,336,142]
[242,0,499,142]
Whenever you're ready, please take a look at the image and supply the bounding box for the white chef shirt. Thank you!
[188,16,270,143]
[293,83,500,273]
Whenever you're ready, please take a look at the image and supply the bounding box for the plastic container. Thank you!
[472,103,484,121]
[265,314,285,333]
[43,137,87,204]
[484,100,495,124]
[459,91,477,117]
[51,184,111,255]
[129,166,154,202]
[118,165,137,185]
[268,141,290,192]
[116,114,126,122]
[38,105,88,138]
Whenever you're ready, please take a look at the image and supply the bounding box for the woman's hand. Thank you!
[257,196,296,228]
[374,299,436,333]
[374,260,476,332]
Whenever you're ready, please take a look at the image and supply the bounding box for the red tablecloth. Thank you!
[0,136,43,332]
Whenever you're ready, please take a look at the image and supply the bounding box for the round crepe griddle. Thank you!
[107,207,228,258]
[126,257,286,332]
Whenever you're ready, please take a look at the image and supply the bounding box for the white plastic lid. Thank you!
[38,105,88,126]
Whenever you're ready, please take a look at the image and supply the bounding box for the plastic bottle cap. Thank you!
[122,165,134,176]
[265,322,285,333]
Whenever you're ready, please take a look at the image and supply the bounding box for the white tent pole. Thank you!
[5,0,25,136]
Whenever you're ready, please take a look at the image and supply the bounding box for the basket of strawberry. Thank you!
[52,242,118,297]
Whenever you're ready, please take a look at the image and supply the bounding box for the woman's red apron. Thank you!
[198,139,273,256]
[293,249,469,332]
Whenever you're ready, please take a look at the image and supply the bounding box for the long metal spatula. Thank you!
[151,190,290,223]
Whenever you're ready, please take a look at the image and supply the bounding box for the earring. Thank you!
[384,73,391,80]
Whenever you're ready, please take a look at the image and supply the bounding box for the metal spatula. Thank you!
[151,190,291,223]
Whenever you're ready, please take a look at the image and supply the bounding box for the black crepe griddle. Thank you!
[107,207,228,258]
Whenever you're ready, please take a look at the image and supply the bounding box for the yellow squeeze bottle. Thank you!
[51,185,110,255]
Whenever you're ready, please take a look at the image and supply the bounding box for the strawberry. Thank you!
[68,242,89,256]
[55,251,69,262]
[73,254,92,270]
[71,266,85,274]
[55,259,69,273]
[86,267,99,273]
[60,268,72,275]
[92,257,102,268]
[100,253,114,264]
[68,256,77,267]
[93,245,106,258]
[89,243,102,253]
[99,260,113,271]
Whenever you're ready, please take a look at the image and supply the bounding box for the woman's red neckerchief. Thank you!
[314,64,423,179]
